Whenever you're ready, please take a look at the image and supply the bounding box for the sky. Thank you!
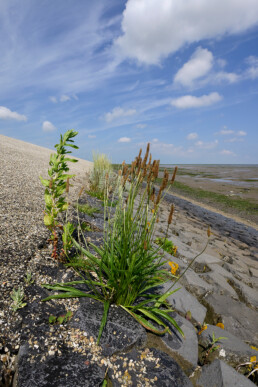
[0,0,258,164]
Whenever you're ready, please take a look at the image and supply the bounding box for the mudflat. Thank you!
[160,164,258,226]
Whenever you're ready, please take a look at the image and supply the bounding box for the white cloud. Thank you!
[0,106,27,121]
[187,132,198,140]
[105,107,136,123]
[152,138,159,143]
[216,128,247,137]
[237,130,247,136]
[220,149,235,155]
[49,96,58,103]
[217,129,234,135]
[217,58,227,68]
[88,134,96,138]
[171,92,222,109]
[225,137,244,143]
[136,123,147,129]
[42,120,57,132]
[195,140,218,149]
[116,0,258,64]
[60,94,71,102]
[214,71,239,83]
[118,137,131,143]
[245,56,258,79]
[174,47,213,87]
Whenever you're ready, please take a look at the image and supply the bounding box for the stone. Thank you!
[71,298,147,356]
[161,282,207,325]
[17,343,105,387]
[204,293,258,346]
[198,324,257,367]
[196,359,255,387]
[160,312,198,372]
[179,268,213,297]
[108,348,193,387]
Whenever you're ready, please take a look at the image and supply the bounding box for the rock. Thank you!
[196,359,255,387]
[71,298,147,355]
[161,282,207,325]
[160,312,198,372]
[198,324,257,367]
[17,343,105,387]
[228,278,258,309]
[108,348,193,387]
[204,294,258,346]
[179,268,213,297]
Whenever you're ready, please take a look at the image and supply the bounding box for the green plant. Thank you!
[155,237,177,256]
[62,222,75,257]
[40,129,78,258]
[204,331,228,363]
[89,152,112,194]
[48,310,73,324]
[24,271,34,285]
[43,144,184,343]
[76,203,101,216]
[11,286,27,311]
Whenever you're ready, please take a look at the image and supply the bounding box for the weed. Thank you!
[61,222,75,257]
[40,129,78,258]
[76,203,101,216]
[24,272,34,285]
[203,331,228,363]
[155,237,177,256]
[48,310,73,324]
[11,286,27,312]
[43,144,210,344]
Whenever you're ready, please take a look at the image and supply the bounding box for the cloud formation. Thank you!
[174,47,213,87]
[117,0,258,64]
[42,121,57,132]
[118,137,131,143]
[105,107,136,122]
[0,106,27,121]
[171,92,222,109]
[187,132,198,140]
[88,134,96,138]
[220,149,235,155]
[195,139,219,149]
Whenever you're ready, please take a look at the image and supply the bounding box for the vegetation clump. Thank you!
[40,129,78,258]
[43,143,185,343]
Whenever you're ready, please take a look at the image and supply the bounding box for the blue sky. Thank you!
[0,0,258,164]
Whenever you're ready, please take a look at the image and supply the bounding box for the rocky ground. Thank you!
[1,135,258,386]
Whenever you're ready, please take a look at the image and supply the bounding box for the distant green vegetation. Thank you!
[158,179,258,214]
[75,203,101,216]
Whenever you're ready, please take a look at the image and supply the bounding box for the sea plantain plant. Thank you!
[42,144,210,344]
[40,129,78,258]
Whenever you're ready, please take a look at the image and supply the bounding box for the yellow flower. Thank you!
[173,246,177,256]
[198,324,207,335]
[251,346,258,351]
[216,323,224,329]
[169,261,179,275]
[250,356,257,363]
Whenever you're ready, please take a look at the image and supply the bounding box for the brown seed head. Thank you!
[141,143,150,169]
[66,177,70,193]
[171,166,178,184]
[168,204,174,225]
[154,160,160,178]
[118,169,122,176]
[144,240,147,250]
[78,186,84,198]
[207,226,211,238]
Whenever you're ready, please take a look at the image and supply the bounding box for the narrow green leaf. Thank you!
[153,309,184,337]
[154,287,181,307]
